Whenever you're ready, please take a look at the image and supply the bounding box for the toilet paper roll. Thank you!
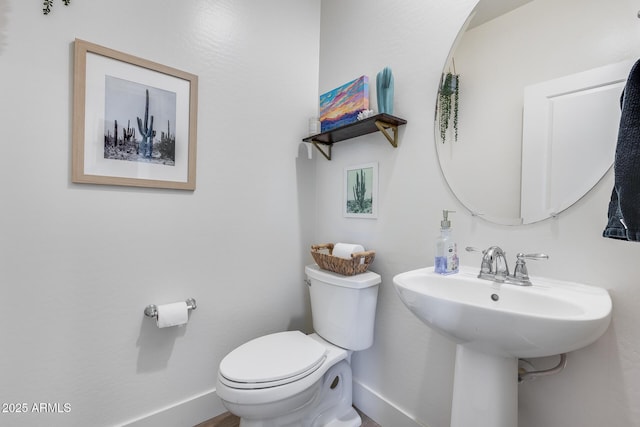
[156,302,189,328]
[333,243,365,259]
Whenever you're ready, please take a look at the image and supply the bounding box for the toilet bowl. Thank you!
[216,264,381,427]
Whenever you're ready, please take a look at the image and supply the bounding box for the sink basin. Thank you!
[393,266,612,358]
[393,266,612,427]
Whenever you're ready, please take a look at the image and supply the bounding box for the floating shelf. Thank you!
[302,113,407,160]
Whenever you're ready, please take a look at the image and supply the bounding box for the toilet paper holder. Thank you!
[144,298,197,319]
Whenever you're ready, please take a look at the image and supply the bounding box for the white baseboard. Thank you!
[353,379,427,427]
[120,381,425,427]
[120,388,225,427]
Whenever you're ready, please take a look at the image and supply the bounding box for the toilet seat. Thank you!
[219,331,328,390]
[216,332,349,406]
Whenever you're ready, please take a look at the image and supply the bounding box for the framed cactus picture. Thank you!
[72,39,198,190]
[344,162,378,219]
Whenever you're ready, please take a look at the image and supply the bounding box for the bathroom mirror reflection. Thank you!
[435,0,640,225]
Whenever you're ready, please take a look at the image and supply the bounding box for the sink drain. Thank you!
[491,294,499,301]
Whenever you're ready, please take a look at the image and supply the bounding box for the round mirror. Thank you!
[436,0,640,225]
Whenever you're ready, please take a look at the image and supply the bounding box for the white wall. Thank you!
[0,1,320,426]
[319,0,640,426]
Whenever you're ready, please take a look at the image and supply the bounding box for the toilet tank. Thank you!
[305,264,381,351]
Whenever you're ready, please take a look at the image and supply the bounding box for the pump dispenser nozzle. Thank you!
[441,210,456,229]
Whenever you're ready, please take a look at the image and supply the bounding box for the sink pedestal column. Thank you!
[450,344,518,427]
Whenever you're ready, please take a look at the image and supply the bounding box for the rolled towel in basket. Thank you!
[333,243,365,259]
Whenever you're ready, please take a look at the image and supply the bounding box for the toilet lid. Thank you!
[219,331,327,385]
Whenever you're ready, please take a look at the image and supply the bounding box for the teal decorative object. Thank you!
[376,67,394,114]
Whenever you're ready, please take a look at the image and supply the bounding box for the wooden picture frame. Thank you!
[72,39,198,190]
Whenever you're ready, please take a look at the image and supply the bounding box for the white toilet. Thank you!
[216,264,381,427]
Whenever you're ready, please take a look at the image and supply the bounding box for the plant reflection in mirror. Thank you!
[438,71,459,143]
[43,0,70,15]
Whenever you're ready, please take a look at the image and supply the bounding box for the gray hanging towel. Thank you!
[604,58,640,241]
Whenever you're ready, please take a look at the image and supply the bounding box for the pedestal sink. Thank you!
[393,266,612,427]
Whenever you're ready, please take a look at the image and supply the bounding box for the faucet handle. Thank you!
[510,252,549,285]
[517,253,549,261]
[465,246,484,254]
[466,247,491,275]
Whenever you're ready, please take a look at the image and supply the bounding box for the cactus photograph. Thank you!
[344,163,378,218]
[104,76,176,166]
[73,39,198,189]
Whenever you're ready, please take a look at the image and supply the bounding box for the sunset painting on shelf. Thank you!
[319,75,369,133]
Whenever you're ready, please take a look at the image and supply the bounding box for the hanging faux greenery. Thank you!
[438,71,459,143]
[43,0,71,15]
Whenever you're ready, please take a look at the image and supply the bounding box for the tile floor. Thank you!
[194,407,381,427]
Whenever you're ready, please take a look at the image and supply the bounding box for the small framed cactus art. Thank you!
[344,162,378,219]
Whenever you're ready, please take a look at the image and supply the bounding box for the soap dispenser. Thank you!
[435,210,459,275]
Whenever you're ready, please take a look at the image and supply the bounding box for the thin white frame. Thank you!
[72,39,198,190]
[343,162,378,218]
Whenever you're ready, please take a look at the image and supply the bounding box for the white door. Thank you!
[520,60,631,223]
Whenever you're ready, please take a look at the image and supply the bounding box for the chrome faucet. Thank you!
[467,246,510,282]
[466,246,549,286]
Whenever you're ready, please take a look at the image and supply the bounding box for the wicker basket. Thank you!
[310,243,375,276]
